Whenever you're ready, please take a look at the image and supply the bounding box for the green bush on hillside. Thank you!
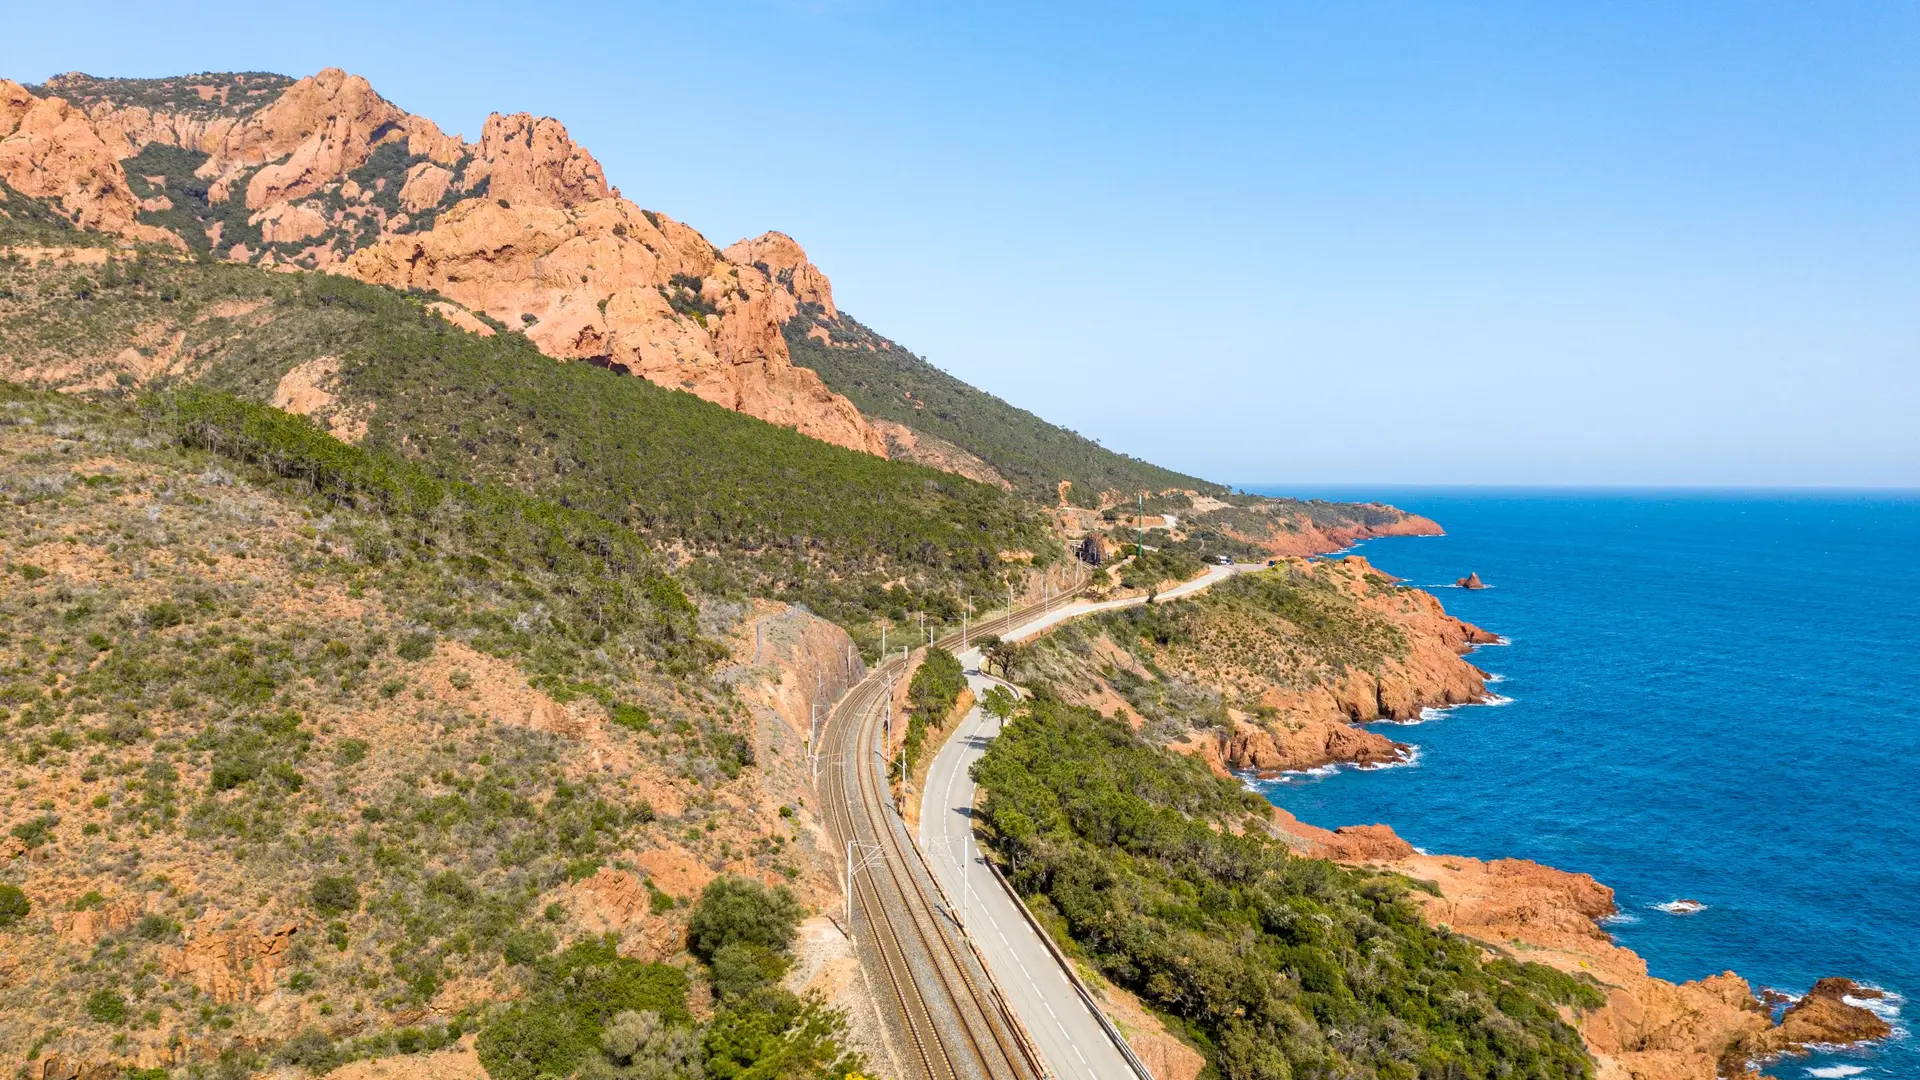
[0,883,29,927]
[901,645,966,770]
[686,877,805,963]
[972,700,1603,1080]
[477,938,691,1080]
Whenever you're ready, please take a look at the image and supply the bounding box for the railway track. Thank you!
[819,583,1084,1080]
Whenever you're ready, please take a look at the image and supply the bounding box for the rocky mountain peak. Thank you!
[471,112,613,208]
[0,64,894,456]
[722,231,838,321]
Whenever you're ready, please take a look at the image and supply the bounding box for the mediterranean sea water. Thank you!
[1244,489,1918,1079]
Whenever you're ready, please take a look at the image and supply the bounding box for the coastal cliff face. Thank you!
[1021,555,1496,775]
[1274,812,1890,1080]
[1,69,886,454]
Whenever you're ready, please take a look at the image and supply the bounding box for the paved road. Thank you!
[816,579,1103,1080]
[993,562,1247,644]
[818,667,1043,1080]
[919,562,1259,1079]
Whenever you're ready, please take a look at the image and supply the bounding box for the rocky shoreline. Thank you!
[1244,608,1894,1080]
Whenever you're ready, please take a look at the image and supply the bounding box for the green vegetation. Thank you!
[1116,547,1203,591]
[121,144,263,254]
[28,72,294,119]
[0,254,1056,635]
[477,938,692,1080]
[476,879,857,1080]
[973,700,1602,1080]
[785,307,1219,505]
[686,876,806,963]
[900,646,965,771]
[157,386,713,677]
[85,989,128,1025]
[0,180,112,247]
[685,878,861,1080]
[0,883,28,927]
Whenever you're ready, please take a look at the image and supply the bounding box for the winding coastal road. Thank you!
[818,561,1261,1080]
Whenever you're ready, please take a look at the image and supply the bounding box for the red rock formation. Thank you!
[0,81,177,245]
[27,68,889,456]
[1457,571,1485,589]
[164,918,299,1003]
[1224,507,1446,558]
[1266,812,1893,1079]
[1773,979,1893,1046]
[344,197,886,454]
[722,231,839,321]
[467,112,612,208]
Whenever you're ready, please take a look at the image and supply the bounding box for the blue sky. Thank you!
[6,2,1915,486]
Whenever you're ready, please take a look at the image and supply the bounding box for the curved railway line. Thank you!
[819,584,1085,1080]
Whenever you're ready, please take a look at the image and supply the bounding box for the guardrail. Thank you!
[982,857,1159,1080]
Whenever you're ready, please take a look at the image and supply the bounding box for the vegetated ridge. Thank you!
[2,66,1435,555]
[0,249,1054,639]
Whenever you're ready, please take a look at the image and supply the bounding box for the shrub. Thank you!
[310,875,359,916]
[396,631,435,661]
[502,927,556,966]
[272,1028,337,1071]
[593,1010,700,1080]
[476,939,689,1080]
[86,988,128,1024]
[0,883,28,927]
[135,913,181,940]
[610,703,652,733]
[707,942,790,1001]
[686,877,804,963]
[9,815,56,849]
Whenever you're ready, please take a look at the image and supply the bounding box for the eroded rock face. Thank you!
[722,230,838,321]
[0,80,177,245]
[164,918,299,1003]
[20,68,890,456]
[345,200,886,453]
[468,112,612,208]
[1772,978,1892,1047]
[1268,812,1893,1080]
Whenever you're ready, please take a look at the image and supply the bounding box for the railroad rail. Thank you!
[819,581,1085,1080]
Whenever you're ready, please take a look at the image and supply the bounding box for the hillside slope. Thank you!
[783,304,1215,504]
[0,385,863,1078]
[0,248,1054,638]
[9,66,1432,553]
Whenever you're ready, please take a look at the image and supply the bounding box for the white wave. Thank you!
[1598,911,1641,926]
[1845,989,1904,1022]
[1805,1066,1869,1078]
[1260,763,1340,785]
[1653,899,1708,915]
[1358,746,1422,771]
[1482,693,1516,706]
[1485,672,1508,684]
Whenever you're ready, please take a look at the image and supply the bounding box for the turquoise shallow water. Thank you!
[1244,489,1917,1078]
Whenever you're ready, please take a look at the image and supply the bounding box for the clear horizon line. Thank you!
[1232,482,1920,494]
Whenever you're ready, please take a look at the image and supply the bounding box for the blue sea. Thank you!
[1244,489,1918,1079]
